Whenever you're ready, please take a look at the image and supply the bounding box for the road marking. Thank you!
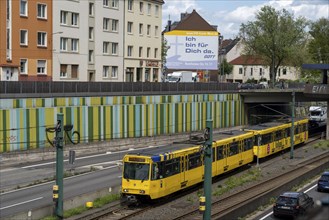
[0,197,43,210]
[259,183,318,220]
[20,145,160,169]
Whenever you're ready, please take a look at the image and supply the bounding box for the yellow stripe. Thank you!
[164,30,219,36]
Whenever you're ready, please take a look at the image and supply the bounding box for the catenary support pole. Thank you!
[203,120,213,220]
[290,92,295,159]
[55,113,64,219]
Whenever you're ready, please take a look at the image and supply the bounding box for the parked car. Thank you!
[317,171,329,192]
[273,192,314,217]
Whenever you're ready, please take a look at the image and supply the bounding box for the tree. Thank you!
[308,18,329,63]
[218,58,233,75]
[239,6,308,87]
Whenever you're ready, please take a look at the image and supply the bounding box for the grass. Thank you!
[313,140,329,150]
[213,168,261,196]
[40,193,120,220]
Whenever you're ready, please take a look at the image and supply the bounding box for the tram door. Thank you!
[238,140,244,165]
[180,156,186,186]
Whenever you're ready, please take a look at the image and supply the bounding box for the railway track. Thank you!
[173,150,329,220]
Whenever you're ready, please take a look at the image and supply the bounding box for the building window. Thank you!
[20,30,28,45]
[139,47,143,57]
[112,43,118,55]
[127,46,133,57]
[60,37,68,51]
[283,69,287,75]
[89,50,94,63]
[71,13,79,26]
[259,68,263,76]
[20,59,27,74]
[20,0,28,16]
[103,66,109,78]
[147,25,151,36]
[103,42,109,54]
[60,11,68,25]
[127,22,133,33]
[37,32,47,47]
[147,47,150,58]
[155,26,159,37]
[155,5,159,17]
[37,60,46,74]
[60,64,67,78]
[145,68,150,81]
[128,0,133,11]
[147,3,151,15]
[37,3,47,19]
[112,0,119,8]
[239,68,243,74]
[111,66,118,78]
[103,0,109,7]
[112,19,118,32]
[89,27,94,40]
[139,2,144,13]
[89,3,94,16]
[71,65,78,78]
[71,39,79,52]
[154,48,158,58]
[139,23,143,35]
[103,18,110,31]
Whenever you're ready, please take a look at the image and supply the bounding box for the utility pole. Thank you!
[203,120,213,220]
[54,113,64,219]
[290,92,295,159]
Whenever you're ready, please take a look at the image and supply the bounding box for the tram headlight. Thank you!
[139,190,145,194]
[123,189,129,192]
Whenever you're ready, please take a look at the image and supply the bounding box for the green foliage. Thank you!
[308,18,329,63]
[239,6,308,85]
[93,194,120,208]
[218,58,233,75]
[213,168,261,196]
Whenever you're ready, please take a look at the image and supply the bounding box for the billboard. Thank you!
[164,30,219,70]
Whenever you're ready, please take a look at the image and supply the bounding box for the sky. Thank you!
[162,0,329,39]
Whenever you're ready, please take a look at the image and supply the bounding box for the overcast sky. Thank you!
[162,0,329,39]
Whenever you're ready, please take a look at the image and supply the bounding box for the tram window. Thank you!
[217,146,224,160]
[285,128,290,137]
[212,148,216,162]
[261,133,272,145]
[244,138,253,151]
[163,158,180,177]
[188,152,202,170]
[229,142,238,156]
[124,162,150,180]
[275,130,282,141]
[151,163,160,180]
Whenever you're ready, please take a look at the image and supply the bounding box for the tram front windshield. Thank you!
[123,162,150,180]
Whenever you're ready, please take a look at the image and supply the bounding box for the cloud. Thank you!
[162,0,329,39]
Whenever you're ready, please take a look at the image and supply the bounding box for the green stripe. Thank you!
[2,110,7,152]
[98,107,101,141]
[26,109,30,150]
[36,109,39,148]
[88,107,93,142]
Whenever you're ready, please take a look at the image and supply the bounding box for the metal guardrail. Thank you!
[0,81,309,98]
[0,81,238,96]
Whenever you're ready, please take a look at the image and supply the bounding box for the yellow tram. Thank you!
[121,118,308,203]
[244,118,308,158]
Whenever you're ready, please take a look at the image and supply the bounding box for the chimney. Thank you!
[167,20,172,32]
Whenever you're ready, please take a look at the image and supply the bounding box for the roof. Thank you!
[280,192,300,198]
[164,9,218,32]
[229,55,266,65]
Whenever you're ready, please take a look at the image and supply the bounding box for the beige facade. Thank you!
[124,0,164,82]
[0,0,52,81]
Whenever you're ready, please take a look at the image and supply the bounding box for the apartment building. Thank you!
[0,0,53,81]
[124,0,164,82]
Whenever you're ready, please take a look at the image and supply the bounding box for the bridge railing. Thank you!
[0,81,239,97]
